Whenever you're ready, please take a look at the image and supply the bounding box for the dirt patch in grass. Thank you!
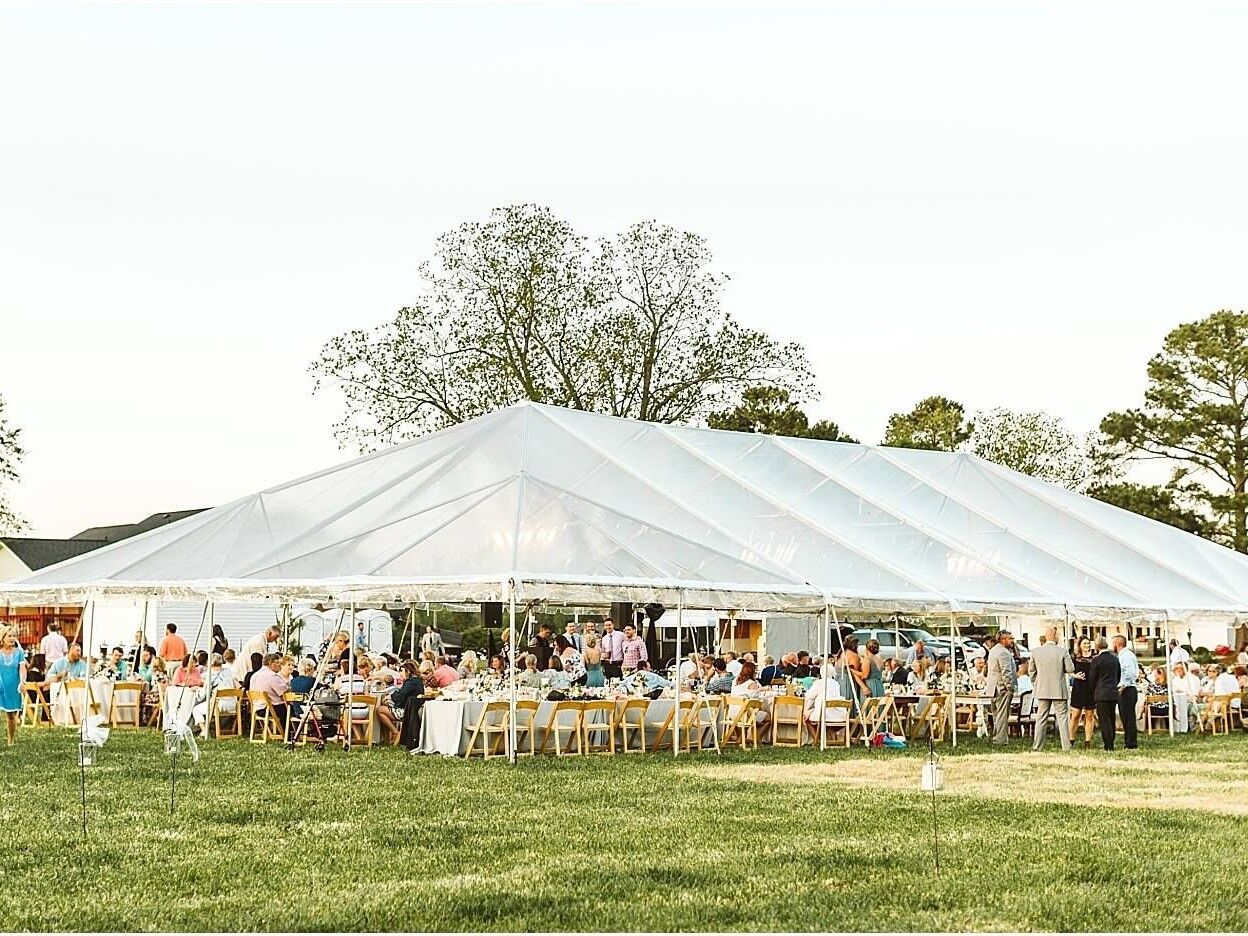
[685,751,1248,815]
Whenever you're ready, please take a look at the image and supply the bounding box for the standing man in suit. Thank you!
[1112,634,1140,750]
[1031,625,1074,750]
[1088,636,1122,751]
[984,630,1018,746]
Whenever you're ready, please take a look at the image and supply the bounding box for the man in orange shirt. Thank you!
[157,623,188,663]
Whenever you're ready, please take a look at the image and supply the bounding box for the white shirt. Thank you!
[1171,673,1200,698]
[802,677,847,723]
[1015,674,1034,696]
[726,659,743,678]
[1214,672,1240,700]
[40,631,68,663]
[678,659,697,682]
[1168,645,1191,665]
[237,632,270,680]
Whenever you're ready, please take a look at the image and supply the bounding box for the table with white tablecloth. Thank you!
[49,678,114,725]
[416,697,701,756]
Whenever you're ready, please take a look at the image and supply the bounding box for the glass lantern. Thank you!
[78,741,100,767]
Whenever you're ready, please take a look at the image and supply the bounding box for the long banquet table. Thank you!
[416,697,691,756]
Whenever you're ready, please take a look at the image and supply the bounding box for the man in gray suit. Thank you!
[1030,625,1074,750]
[984,630,1018,746]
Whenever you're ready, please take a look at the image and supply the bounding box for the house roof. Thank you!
[1,537,109,572]
[73,509,207,543]
[5,402,1248,619]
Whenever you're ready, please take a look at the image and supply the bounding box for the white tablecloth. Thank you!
[416,697,688,756]
[49,678,114,725]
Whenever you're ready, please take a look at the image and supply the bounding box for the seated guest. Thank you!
[1236,665,1248,691]
[516,654,543,689]
[135,648,155,685]
[704,658,734,695]
[241,652,264,692]
[926,658,950,693]
[724,651,741,678]
[967,657,988,692]
[731,660,770,730]
[1140,666,1168,722]
[678,652,701,686]
[758,655,783,686]
[1014,659,1033,696]
[46,644,88,686]
[788,651,813,679]
[389,661,426,751]
[192,654,238,735]
[430,655,460,689]
[487,655,506,677]
[288,657,316,721]
[554,636,585,684]
[1213,664,1240,706]
[171,654,203,688]
[542,655,572,692]
[335,655,374,723]
[623,661,671,695]
[250,653,291,726]
[25,653,47,702]
[101,646,131,680]
[456,650,481,679]
[803,666,848,735]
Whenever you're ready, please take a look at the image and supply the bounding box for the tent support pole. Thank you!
[893,612,900,669]
[508,583,518,765]
[79,594,96,840]
[673,591,683,758]
[1165,612,1174,738]
[347,602,355,750]
[949,611,957,748]
[821,604,829,752]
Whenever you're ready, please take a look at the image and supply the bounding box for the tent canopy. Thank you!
[5,402,1248,620]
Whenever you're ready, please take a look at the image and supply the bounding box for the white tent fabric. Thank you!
[5,402,1248,620]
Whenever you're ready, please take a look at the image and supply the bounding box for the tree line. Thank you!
[3,205,1243,555]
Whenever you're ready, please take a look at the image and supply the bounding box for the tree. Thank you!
[1100,310,1248,552]
[311,206,813,450]
[1086,481,1214,538]
[0,394,25,533]
[882,395,973,451]
[970,408,1093,490]
[707,386,857,442]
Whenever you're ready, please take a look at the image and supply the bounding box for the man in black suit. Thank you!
[1087,636,1122,751]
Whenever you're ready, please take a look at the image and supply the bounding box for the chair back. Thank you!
[163,686,197,730]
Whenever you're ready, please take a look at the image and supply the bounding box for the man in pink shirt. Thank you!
[620,624,648,674]
[430,656,459,689]
[250,653,290,726]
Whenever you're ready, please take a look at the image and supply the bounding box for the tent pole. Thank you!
[893,612,900,669]
[821,604,829,752]
[347,602,355,750]
[508,583,518,765]
[673,590,683,758]
[949,611,957,748]
[1165,612,1174,738]
[79,594,97,839]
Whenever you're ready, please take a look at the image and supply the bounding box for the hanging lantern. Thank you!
[78,740,100,767]
[164,731,181,756]
[920,749,944,791]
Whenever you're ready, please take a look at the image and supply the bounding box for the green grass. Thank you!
[1,729,1245,931]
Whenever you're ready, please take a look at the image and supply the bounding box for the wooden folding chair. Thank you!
[247,690,282,744]
[912,694,948,741]
[1233,691,1248,731]
[1009,691,1034,738]
[770,694,805,748]
[109,681,145,728]
[145,684,165,727]
[808,698,853,748]
[683,696,722,753]
[22,684,52,727]
[344,694,378,747]
[539,701,583,756]
[465,701,511,758]
[1202,694,1233,735]
[721,697,762,750]
[1144,695,1171,735]
[512,700,540,757]
[211,688,243,739]
[619,699,649,753]
[858,696,894,742]
[581,700,616,754]
[62,678,92,727]
[650,699,693,751]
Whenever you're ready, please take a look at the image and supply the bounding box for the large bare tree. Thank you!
[312,206,812,449]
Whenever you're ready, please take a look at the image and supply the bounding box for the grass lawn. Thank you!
[1,727,1246,932]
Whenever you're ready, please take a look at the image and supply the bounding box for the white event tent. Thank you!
[5,401,1248,623]
[6,402,1248,751]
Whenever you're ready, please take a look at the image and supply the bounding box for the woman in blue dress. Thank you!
[582,636,605,688]
[0,627,29,747]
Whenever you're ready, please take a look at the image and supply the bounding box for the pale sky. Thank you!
[2,2,1246,537]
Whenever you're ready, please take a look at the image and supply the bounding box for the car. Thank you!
[929,636,987,665]
[850,627,950,662]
